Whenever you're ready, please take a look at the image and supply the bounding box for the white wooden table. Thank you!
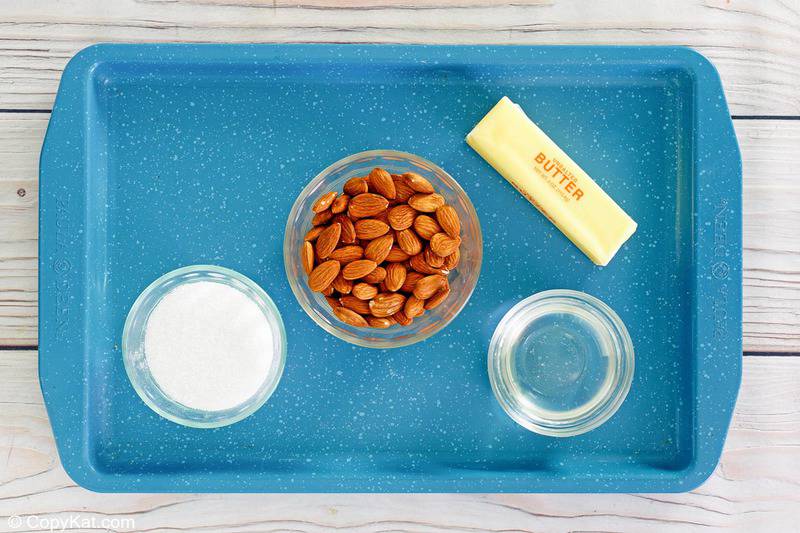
[1,1,798,531]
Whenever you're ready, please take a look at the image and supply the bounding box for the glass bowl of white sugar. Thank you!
[122,265,286,428]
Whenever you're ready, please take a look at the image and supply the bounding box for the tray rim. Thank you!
[38,43,742,493]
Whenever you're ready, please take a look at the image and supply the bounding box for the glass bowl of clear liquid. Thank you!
[488,289,634,437]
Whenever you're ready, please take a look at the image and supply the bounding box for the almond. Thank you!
[364,234,394,263]
[348,193,389,219]
[308,260,340,292]
[343,177,368,196]
[424,246,445,268]
[321,284,335,296]
[340,295,371,314]
[331,214,356,244]
[369,292,406,318]
[355,218,390,240]
[404,295,425,318]
[312,191,338,213]
[408,193,445,213]
[430,232,461,257]
[400,271,424,293]
[392,309,413,326]
[362,266,387,284]
[409,253,448,275]
[388,204,417,230]
[352,282,378,300]
[403,172,435,193]
[342,259,377,280]
[398,228,424,256]
[413,215,442,240]
[385,246,410,262]
[443,248,460,270]
[374,209,390,225]
[333,306,369,327]
[369,167,396,200]
[393,174,416,202]
[435,205,460,238]
[367,316,394,329]
[315,222,341,259]
[325,296,339,310]
[304,225,325,241]
[331,273,353,295]
[301,241,314,275]
[424,286,450,310]
[331,194,349,214]
[384,262,407,292]
[413,274,447,299]
[329,245,364,264]
[312,209,333,226]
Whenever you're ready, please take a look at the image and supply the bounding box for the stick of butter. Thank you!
[467,96,637,266]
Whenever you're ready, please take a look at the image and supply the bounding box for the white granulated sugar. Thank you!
[144,281,274,411]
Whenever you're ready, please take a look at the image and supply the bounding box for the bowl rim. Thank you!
[121,264,287,428]
[487,289,635,437]
[284,149,482,348]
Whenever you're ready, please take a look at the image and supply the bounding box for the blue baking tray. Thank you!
[39,44,741,492]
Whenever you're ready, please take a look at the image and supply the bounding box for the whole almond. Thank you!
[424,286,451,310]
[388,205,417,230]
[342,259,377,280]
[364,234,394,263]
[308,260,340,292]
[443,248,460,270]
[332,273,353,295]
[301,241,315,275]
[348,193,389,219]
[340,295,371,314]
[325,296,339,309]
[331,194,350,214]
[312,209,333,226]
[392,309,413,326]
[343,177,368,196]
[404,295,425,318]
[385,246,410,262]
[333,306,369,327]
[333,214,356,244]
[369,293,406,318]
[400,271,424,293]
[409,253,448,275]
[393,175,416,202]
[363,266,387,284]
[352,282,378,300]
[408,193,445,213]
[403,172,435,193]
[384,262,407,292]
[369,167,396,200]
[355,218,390,240]
[430,232,461,257]
[329,245,364,264]
[315,222,341,259]
[304,225,325,241]
[374,209,390,225]
[413,274,447,299]
[397,228,423,256]
[413,215,442,240]
[312,191,338,213]
[435,205,461,238]
[321,284,334,296]
[367,316,394,329]
[424,246,445,268]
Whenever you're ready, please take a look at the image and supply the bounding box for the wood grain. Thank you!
[0,113,797,350]
[1,353,797,532]
[1,0,799,113]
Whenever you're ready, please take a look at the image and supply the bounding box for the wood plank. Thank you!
[1,353,797,531]
[1,113,797,350]
[0,0,799,114]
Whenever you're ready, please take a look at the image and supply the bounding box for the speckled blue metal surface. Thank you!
[39,44,741,492]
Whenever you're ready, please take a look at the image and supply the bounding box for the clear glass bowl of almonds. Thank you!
[284,150,482,348]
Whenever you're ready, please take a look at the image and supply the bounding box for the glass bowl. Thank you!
[488,290,634,437]
[122,265,287,428]
[284,150,482,348]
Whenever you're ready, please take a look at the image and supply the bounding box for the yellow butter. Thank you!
[467,96,637,266]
